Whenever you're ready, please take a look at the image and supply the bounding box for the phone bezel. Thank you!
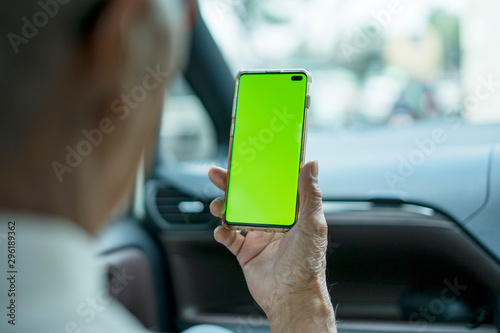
[222,69,312,233]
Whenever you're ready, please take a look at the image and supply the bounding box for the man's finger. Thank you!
[214,226,245,256]
[208,166,227,191]
[210,197,225,217]
[296,160,327,233]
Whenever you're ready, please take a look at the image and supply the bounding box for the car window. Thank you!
[160,75,217,163]
[200,0,500,131]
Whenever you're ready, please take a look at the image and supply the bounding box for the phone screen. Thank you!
[225,71,310,228]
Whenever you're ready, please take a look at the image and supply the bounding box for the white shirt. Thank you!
[0,212,148,333]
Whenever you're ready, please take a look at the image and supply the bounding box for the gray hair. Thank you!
[0,0,103,155]
[0,0,182,158]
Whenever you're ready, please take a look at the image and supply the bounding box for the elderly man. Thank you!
[0,0,335,332]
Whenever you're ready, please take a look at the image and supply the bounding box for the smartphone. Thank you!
[223,69,312,232]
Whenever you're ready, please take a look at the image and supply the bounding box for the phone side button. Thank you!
[305,95,311,108]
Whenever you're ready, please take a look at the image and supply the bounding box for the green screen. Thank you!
[226,72,308,227]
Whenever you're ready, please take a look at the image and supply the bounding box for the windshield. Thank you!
[200,0,500,132]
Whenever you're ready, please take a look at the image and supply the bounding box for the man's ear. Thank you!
[84,0,149,88]
[185,0,199,29]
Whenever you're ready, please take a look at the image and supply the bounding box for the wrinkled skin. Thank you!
[208,161,335,332]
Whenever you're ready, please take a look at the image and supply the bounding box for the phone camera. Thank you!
[291,75,303,81]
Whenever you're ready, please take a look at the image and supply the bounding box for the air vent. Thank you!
[147,181,218,229]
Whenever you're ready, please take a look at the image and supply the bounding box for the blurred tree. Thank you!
[429,10,461,72]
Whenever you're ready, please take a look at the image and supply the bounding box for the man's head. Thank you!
[0,0,192,233]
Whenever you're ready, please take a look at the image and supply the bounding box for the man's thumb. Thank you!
[297,160,324,219]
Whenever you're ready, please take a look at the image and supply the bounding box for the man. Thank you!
[0,0,336,332]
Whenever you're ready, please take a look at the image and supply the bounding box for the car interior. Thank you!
[97,2,500,333]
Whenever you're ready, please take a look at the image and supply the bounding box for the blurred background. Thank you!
[128,3,500,330]
[161,0,500,162]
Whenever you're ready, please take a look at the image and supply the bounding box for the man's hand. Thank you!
[208,161,336,332]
